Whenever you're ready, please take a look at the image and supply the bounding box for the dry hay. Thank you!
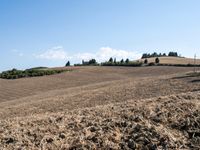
[0,91,199,149]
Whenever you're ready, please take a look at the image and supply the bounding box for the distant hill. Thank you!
[140,56,200,65]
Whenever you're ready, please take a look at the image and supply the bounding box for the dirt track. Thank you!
[0,66,199,149]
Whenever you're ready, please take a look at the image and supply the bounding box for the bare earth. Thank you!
[0,66,199,149]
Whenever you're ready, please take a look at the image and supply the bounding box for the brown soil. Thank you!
[0,66,199,149]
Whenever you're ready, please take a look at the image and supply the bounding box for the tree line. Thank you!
[67,57,162,67]
[74,59,99,66]
[71,57,142,67]
[101,58,142,66]
[141,51,179,59]
[65,51,180,67]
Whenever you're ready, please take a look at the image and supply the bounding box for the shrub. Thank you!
[155,57,160,64]
[144,59,148,64]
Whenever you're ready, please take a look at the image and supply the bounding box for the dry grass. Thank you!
[140,56,200,65]
[0,66,199,149]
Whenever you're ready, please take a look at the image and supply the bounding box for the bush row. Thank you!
[101,61,142,67]
[0,69,67,79]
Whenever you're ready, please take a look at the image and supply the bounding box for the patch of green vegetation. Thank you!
[141,51,179,59]
[74,59,99,66]
[101,61,142,67]
[187,72,200,77]
[173,72,200,80]
[100,57,142,67]
[0,68,68,79]
[73,58,142,67]
[28,67,48,70]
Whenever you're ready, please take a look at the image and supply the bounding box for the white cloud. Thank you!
[75,47,141,62]
[35,46,70,60]
[35,46,141,62]
[11,49,24,57]
[97,47,141,62]
[75,52,95,61]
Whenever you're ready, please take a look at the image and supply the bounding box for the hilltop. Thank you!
[140,56,200,65]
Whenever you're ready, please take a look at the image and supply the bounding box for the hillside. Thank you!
[140,56,200,65]
[0,66,199,149]
[0,66,194,104]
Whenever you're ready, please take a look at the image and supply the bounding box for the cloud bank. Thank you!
[35,46,141,63]
[35,46,71,60]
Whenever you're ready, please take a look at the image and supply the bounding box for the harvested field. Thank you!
[0,66,199,149]
[140,56,200,65]
[0,66,194,103]
[0,92,199,149]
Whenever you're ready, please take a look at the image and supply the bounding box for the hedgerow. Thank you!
[0,68,67,79]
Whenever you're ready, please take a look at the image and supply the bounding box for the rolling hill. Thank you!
[140,56,200,65]
[0,66,199,149]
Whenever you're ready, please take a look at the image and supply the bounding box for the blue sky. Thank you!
[0,0,200,71]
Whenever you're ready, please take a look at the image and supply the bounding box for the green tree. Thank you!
[89,59,97,65]
[141,53,147,59]
[125,58,129,64]
[66,61,70,66]
[109,57,113,63]
[114,58,116,64]
[168,52,178,57]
